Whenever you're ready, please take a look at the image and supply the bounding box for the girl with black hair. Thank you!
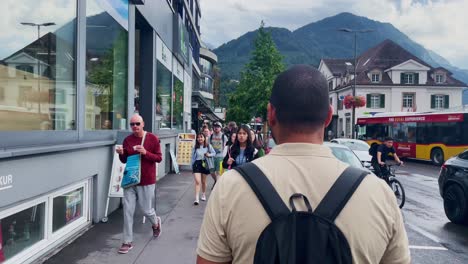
[250,129,265,158]
[191,133,215,205]
[223,125,258,170]
[227,132,236,147]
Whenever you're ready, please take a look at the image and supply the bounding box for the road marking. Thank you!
[409,245,448,250]
[407,223,442,244]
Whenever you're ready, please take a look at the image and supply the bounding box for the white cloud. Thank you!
[0,0,76,59]
[200,0,468,69]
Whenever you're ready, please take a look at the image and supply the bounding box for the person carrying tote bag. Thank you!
[121,132,147,188]
[115,114,163,254]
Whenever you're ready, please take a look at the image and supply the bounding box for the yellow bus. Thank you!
[357,111,468,165]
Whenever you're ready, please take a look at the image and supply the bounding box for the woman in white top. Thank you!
[191,133,216,205]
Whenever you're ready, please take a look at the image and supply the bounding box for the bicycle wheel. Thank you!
[389,178,405,209]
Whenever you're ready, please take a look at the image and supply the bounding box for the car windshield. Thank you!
[329,146,363,168]
[340,140,369,151]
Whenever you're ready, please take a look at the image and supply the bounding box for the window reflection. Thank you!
[85,0,129,130]
[0,203,45,261]
[156,62,172,129]
[53,188,84,232]
[173,77,184,130]
[0,0,77,131]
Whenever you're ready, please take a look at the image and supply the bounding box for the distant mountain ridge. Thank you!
[214,12,468,93]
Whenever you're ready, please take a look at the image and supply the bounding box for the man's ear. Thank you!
[324,104,333,127]
[267,103,277,127]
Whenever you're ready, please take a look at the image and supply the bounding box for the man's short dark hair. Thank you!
[384,137,394,142]
[270,65,329,131]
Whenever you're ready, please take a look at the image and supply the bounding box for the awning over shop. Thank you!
[192,95,222,122]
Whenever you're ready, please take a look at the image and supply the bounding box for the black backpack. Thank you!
[369,143,379,159]
[234,163,368,264]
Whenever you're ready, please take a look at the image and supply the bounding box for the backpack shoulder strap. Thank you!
[314,166,368,222]
[234,163,290,220]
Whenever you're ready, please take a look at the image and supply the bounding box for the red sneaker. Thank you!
[118,243,133,254]
[152,217,162,238]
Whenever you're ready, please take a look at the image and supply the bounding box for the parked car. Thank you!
[264,140,368,171]
[330,138,373,169]
[438,150,468,225]
[324,142,368,170]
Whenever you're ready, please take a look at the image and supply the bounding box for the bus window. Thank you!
[365,124,391,141]
[393,123,416,143]
[357,125,366,140]
[416,123,429,144]
[464,122,468,143]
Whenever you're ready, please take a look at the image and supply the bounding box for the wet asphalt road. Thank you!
[397,160,468,263]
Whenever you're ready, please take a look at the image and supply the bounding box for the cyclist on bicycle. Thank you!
[370,137,404,179]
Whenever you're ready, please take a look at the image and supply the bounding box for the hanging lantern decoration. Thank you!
[343,95,366,109]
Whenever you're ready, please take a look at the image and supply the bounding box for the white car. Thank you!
[324,142,368,170]
[330,138,373,169]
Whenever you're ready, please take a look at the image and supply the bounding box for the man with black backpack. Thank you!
[197,65,410,264]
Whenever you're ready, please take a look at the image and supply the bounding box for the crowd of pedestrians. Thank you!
[114,65,410,264]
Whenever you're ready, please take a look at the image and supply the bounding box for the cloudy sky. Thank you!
[200,0,468,69]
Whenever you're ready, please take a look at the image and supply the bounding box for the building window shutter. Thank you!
[380,94,385,108]
[366,94,371,108]
[431,95,435,109]
[400,73,404,84]
[444,95,449,109]
[414,73,419,84]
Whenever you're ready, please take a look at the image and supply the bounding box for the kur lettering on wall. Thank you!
[0,174,13,191]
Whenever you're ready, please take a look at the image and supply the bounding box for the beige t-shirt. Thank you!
[197,143,410,264]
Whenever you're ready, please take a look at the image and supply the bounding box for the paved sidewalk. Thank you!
[44,171,213,264]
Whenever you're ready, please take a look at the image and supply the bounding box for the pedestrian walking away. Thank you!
[115,114,163,254]
[192,133,216,205]
[197,65,410,264]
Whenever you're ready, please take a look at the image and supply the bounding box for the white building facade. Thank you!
[319,40,467,138]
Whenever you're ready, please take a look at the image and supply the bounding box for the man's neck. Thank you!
[134,131,145,137]
[274,131,324,145]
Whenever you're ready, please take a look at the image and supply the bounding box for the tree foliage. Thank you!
[226,21,285,123]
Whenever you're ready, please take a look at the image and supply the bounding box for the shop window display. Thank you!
[0,203,45,261]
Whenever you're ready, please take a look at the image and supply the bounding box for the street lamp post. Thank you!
[338,28,374,139]
[20,22,56,114]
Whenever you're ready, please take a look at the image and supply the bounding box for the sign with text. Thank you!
[109,145,125,197]
[156,35,173,71]
[0,174,13,191]
[177,133,196,166]
[358,113,464,125]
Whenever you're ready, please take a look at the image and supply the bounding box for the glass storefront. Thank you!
[0,0,77,131]
[52,188,84,232]
[85,0,129,130]
[0,203,45,262]
[156,62,172,129]
[173,77,184,130]
[200,57,213,76]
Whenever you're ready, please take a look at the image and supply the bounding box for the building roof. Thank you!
[322,58,354,76]
[355,39,432,72]
[322,39,467,89]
